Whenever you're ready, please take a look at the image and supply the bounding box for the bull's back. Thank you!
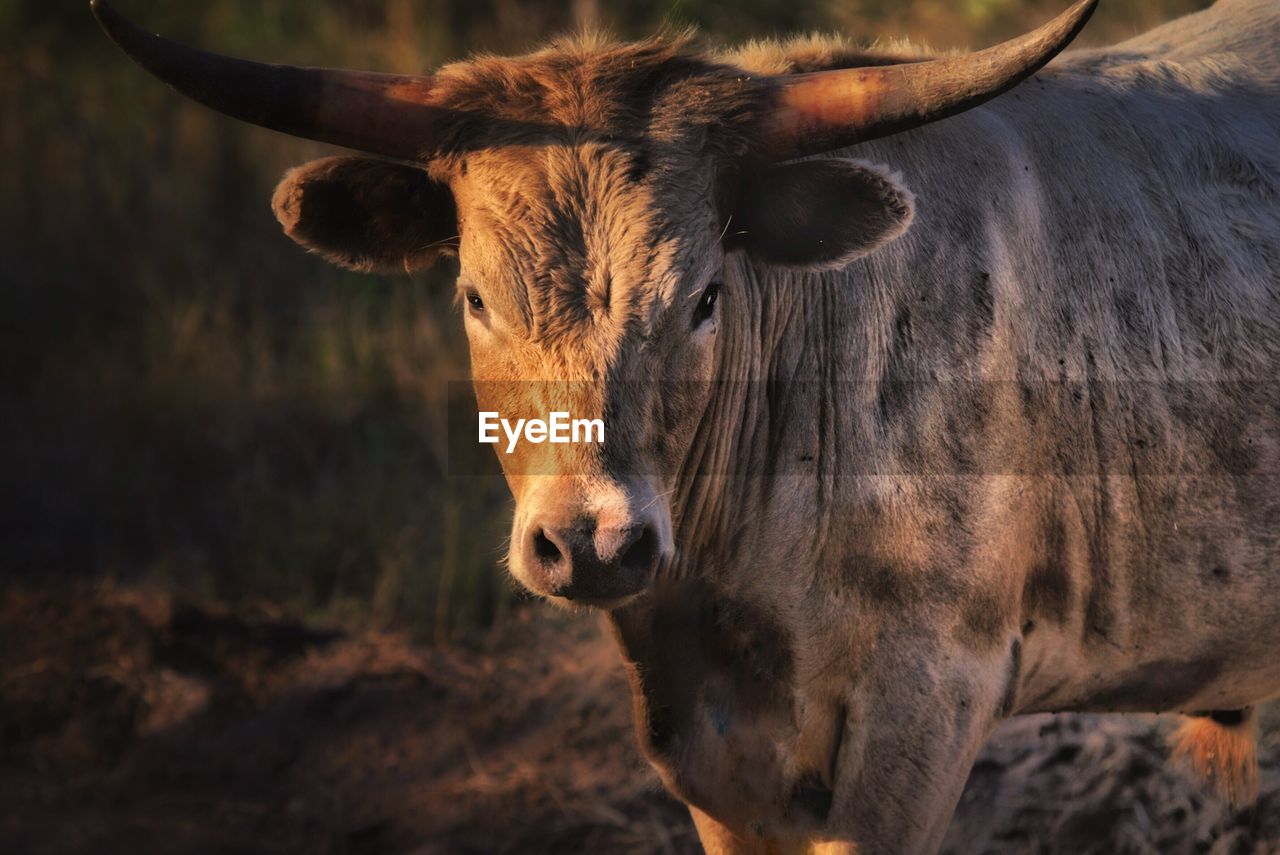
[1017,0,1280,704]
[1113,0,1280,71]
[839,0,1280,709]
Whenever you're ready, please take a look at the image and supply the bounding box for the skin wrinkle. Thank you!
[252,1,1280,850]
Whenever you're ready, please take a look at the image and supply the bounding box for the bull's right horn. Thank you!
[90,0,447,162]
[759,0,1098,159]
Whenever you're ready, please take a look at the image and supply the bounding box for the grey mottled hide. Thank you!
[610,1,1280,851]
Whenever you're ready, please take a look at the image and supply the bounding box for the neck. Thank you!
[668,255,867,586]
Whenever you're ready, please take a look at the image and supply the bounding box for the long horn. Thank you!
[90,0,445,161]
[760,0,1097,158]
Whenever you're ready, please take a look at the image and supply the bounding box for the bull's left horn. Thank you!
[90,0,447,161]
[759,0,1098,158]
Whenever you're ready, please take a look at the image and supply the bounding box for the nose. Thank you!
[525,517,661,603]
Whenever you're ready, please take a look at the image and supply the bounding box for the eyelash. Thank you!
[692,280,721,328]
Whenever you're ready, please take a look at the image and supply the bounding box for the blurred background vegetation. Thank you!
[0,0,1210,641]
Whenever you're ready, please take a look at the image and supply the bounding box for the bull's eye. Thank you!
[692,281,721,329]
[465,289,485,312]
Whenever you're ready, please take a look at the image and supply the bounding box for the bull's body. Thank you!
[613,1,1280,849]
[95,0,1280,850]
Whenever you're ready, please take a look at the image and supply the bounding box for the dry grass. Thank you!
[2,584,1276,854]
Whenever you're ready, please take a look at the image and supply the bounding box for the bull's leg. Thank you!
[814,636,1014,854]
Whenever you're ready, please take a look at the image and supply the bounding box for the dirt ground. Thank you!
[1,586,1277,854]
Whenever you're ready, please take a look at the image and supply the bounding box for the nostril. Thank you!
[620,525,659,575]
[533,528,562,564]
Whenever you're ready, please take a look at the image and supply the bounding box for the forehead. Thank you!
[429,32,762,151]
[452,142,722,338]
[423,35,763,339]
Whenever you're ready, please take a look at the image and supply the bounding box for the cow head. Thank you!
[92,0,1095,607]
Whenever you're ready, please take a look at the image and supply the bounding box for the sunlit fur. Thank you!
[1172,713,1259,808]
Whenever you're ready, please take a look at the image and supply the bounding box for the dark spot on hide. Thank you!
[844,538,967,614]
[1170,382,1264,475]
[959,588,1007,649]
[789,773,834,821]
[876,308,917,421]
[1201,144,1271,197]
[1088,658,1224,711]
[942,487,969,526]
[1024,562,1071,625]
[875,378,908,423]
[1025,678,1069,710]
[942,412,977,473]
[998,638,1022,718]
[893,308,913,353]
[1081,355,1117,644]
[972,271,994,329]
[845,552,916,608]
[611,583,795,762]
[1211,565,1230,581]
[625,149,651,183]
[1018,378,1037,420]
[827,702,847,784]
[1115,291,1146,341]
[710,601,794,697]
[1084,592,1114,644]
[1023,515,1072,625]
[1210,425,1259,475]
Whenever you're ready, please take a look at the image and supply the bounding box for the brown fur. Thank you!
[718,32,932,75]
[1171,711,1259,808]
[423,31,770,162]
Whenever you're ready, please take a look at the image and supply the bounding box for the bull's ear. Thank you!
[725,158,914,271]
[272,156,457,273]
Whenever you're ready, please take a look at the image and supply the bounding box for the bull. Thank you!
[93,0,1280,850]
